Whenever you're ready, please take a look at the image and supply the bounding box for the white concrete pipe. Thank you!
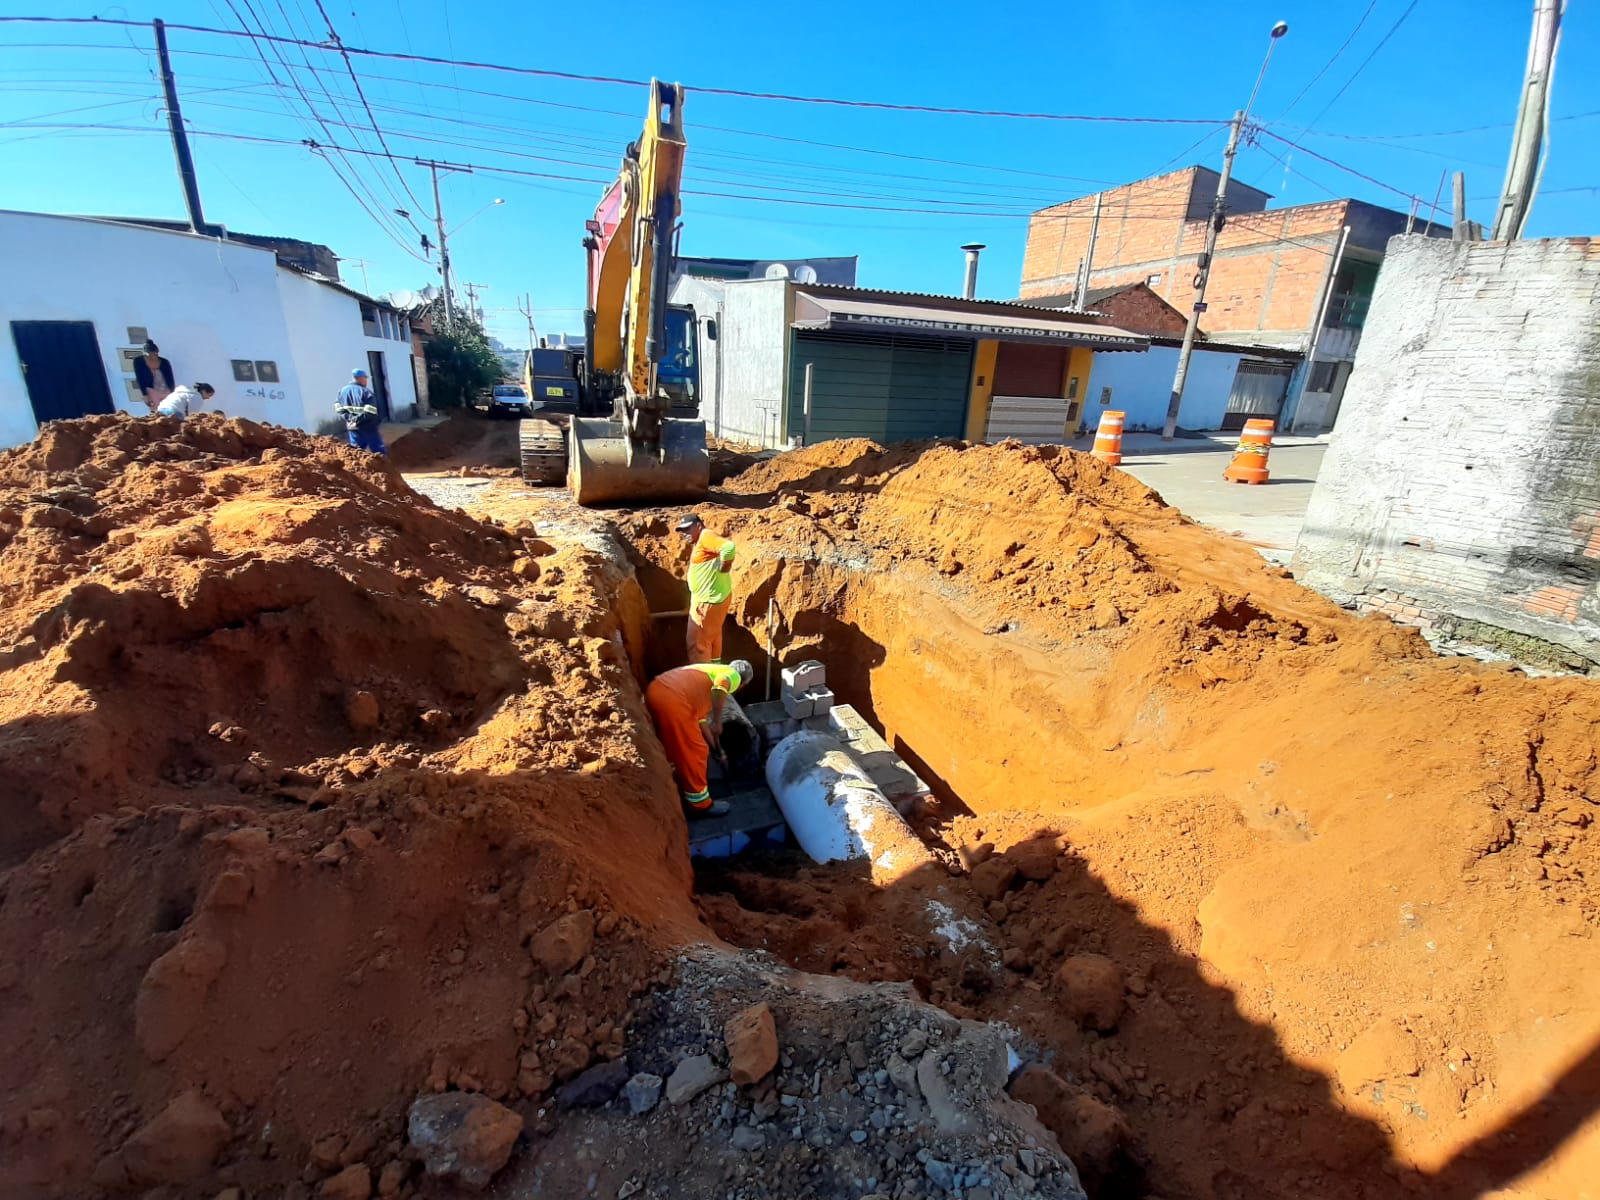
[765,731,934,882]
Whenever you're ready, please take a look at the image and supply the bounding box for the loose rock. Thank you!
[120,1090,231,1185]
[556,1057,631,1108]
[319,1163,372,1200]
[724,1002,779,1086]
[1056,954,1125,1031]
[407,1093,523,1190]
[622,1072,663,1116]
[530,910,596,976]
[665,1054,727,1106]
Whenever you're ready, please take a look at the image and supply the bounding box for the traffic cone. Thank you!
[1091,410,1126,465]
[1222,419,1274,484]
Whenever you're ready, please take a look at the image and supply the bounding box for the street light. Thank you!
[1161,20,1288,440]
[450,197,505,238]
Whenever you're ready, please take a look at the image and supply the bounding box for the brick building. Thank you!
[1021,167,1448,432]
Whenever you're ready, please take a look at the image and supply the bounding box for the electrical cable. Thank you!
[0,15,1221,123]
[310,0,431,219]
[1272,0,1376,123]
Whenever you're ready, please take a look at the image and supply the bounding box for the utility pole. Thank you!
[463,281,487,323]
[426,160,453,330]
[153,19,208,235]
[1162,110,1243,440]
[1161,19,1287,440]
[1452,172,1470,241]
[517,292,538,350]
[1492,0,1562,240]
[418,157,474,330]
[1074,193,1103,308]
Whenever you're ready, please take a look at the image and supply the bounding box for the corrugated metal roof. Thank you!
[797,282,1095,319]
[792,292,1148,351]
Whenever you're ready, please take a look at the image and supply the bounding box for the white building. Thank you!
[0,210,417,449]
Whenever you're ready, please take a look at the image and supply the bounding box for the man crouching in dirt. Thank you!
[645,659,752,819]
[676,513,736,664]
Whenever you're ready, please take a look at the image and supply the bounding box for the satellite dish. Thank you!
[793,264,818,284]
[389,289,421,309]
[764,262,790,279]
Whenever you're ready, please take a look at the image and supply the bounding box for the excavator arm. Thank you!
[569,80,708,506]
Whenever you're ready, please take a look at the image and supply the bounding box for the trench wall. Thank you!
[1292,236,1600,670]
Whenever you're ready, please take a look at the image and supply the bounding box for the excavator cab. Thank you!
[564,80,710,506]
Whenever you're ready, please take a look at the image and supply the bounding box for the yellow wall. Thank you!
[965,339,1000,441]
[1063,347,1093,436]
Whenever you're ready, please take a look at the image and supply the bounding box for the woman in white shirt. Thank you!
[157,382,215,418]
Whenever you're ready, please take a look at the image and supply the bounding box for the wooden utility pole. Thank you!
[153,20,208,234]
[1163,110,1242,441]
[1074,193,1103,309]
[1491,0,1562,240]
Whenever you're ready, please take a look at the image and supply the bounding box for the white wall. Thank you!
[0,211,305,445]
[716,279,791,447]
[670,276,793,446]
[274,270,415,430]
[1294,236,1600,667]
[1083,343,1244,432]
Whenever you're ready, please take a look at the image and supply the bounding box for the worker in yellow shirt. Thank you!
[676,513,736,664]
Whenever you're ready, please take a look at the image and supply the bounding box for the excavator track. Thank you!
[518,416,569,487]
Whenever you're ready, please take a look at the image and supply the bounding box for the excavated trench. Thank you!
[607,436,1600,1200]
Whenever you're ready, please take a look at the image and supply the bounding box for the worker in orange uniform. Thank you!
[676,513,736,664]
[645,659,753,818]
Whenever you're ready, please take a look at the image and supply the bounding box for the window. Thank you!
[1307,360,1338,392]
[360,303,380,338]
[1146,272,1164,287]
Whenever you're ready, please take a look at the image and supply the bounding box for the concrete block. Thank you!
[780,686,814,719]
[781,660,827,694]
[805,687,833,717]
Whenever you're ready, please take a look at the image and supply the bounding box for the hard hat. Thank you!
[674,513,704,532]
[352,368,369,379]
[729,659,753,688]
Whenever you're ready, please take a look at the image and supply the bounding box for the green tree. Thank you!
[422,307,502,409]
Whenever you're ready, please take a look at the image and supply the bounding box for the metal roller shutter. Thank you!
[788,330,972,443]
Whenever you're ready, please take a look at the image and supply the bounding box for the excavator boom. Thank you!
[567,79,709,506]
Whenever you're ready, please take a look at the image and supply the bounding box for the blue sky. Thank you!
[1,0,1595,346]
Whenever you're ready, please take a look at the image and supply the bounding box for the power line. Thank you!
[1300,0,1421,134]
[0,15,1221,123]
[1256,129,1415,200]
[213,0,426,256]
[1273,0,1377,123]
[309,0,430,218]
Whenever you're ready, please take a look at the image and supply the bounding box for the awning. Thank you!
[792,292,1149,351]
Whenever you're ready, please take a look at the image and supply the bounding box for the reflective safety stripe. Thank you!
[683,788,712,808]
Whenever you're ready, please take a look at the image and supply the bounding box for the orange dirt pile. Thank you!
[628,438,1600,1200]
[0,414,698,1199]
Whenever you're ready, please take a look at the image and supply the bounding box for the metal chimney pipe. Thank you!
[960,243,986,299]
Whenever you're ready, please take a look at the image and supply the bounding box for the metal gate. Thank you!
[788,330,972,443]
[1221,359,1294,431]
[10,320,116,426]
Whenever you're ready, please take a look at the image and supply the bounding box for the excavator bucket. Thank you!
[569,416,709,506]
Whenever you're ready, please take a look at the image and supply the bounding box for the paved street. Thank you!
[1072,431,1330,565]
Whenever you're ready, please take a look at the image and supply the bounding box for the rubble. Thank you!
[406,1093,523,1190]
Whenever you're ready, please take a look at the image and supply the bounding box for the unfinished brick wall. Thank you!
[1293,236,1600,671]
[1087,284,1188,337]
[1022,170,1345,342]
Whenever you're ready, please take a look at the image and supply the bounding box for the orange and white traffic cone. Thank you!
[1091,410,1126,465]
[1222,419,1274,484]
